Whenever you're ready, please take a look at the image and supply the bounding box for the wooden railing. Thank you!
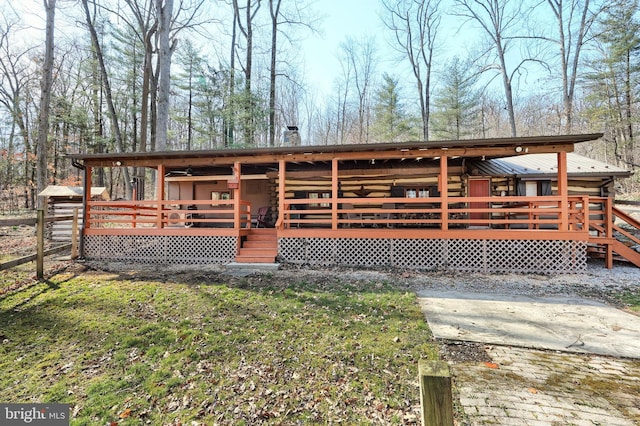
[277,195,591,231]
[85,195,627,237]
[86,199,252,229]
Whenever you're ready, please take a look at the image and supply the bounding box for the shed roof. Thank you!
[471,153,632,178]
[38,185,110,200]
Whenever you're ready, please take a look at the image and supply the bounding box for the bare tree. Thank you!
[0,14,37,197]
[233,0,261,146]
[155,0,175,151]
[36,0,56,209]
[382,0,441,140]
[339,36,377,144]
[453,0,534,137]
[81,0,132,196]
[545,0,603,133]
[267,0,316,146]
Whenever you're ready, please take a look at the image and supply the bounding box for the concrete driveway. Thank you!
[417,290,640,359]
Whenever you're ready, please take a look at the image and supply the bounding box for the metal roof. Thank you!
[38,185,110,200]
[65,134,604,162]
[470,153,632,178]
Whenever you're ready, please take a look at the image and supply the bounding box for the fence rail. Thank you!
[0,209,78,279]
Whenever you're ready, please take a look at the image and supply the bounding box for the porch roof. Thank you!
[67,134,603,167]
[471,152,632,178]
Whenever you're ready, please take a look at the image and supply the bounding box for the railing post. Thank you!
[582,196,589,233]
[71,208,79,259]
[419,360,454,426]
[36,209,45,280]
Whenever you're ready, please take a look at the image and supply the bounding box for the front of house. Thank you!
[67,134,640,273]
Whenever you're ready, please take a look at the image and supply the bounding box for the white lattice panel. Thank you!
[306,238,336,266]
[446,239,487,272]
[392,239,446,269]
[84,235,236,264]
[278,237,587,274]
[278,238,306,264]
[336,239,391,267]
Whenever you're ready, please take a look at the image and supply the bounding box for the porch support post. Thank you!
[557,151,568,231]
[331,158,339,230]
[279,159,286,229]
[79,165,91,258]
[233,161,242,229]
[157,164,165,228]
[440,153,449,230]
[83,165,92,231]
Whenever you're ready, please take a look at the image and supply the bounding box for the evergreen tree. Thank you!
[583,0,640,169]
[371,73,417,142]
[430,57,481,140]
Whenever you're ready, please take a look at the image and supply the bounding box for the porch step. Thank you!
[236,229,278,263]
[587,240,640,267]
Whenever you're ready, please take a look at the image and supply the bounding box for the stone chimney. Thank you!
[283,126,300,146]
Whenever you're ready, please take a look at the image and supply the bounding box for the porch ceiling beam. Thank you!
[77,143,574,168]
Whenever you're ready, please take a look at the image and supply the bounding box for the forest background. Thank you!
[0,0,639,207]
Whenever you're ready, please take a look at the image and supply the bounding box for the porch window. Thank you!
[309,191,331,207]
[517,180,552,196]
[211,191,231,201]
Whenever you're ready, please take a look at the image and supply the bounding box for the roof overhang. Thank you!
[66,134,603,168]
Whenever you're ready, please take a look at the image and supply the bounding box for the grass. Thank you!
[0,268,438,425]
[618,289,640,313]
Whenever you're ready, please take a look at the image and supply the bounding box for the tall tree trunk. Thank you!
[82,0,132,197]
[268,0,282,147]
[155,0,174,151]
[226,16,237,147]
[36,0,56,210]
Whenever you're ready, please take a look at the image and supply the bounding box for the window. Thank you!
[211,191,231,201]
[309,191,331,207]
[406,187,430,198]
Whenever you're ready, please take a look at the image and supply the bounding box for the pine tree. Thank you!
[430,57,481,140]
[584,0,640,169]
[370,73,418,142]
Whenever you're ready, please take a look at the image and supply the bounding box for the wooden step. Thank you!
[245,233,277,242]
[236,230,278,263]
[243,240,278,249]
[236,248,277,263]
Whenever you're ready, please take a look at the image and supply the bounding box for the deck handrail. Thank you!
[86,199,251,229]
[84,195,602,234]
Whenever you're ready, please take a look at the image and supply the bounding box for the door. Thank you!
[469,178,491,225]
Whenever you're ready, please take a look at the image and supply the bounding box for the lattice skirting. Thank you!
[83,235,237,264]
[279,238,587,274]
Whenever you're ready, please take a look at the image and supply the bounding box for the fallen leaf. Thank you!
[119,408,131,419]
[528,387,538,394]
[484,362,499,369]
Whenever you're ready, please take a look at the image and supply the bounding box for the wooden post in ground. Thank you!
[71,208,79,259]
[419,360,454,426]
[36,209,45,280]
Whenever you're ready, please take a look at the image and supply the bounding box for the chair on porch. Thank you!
[342,203,362,227]
[253,206,270,228]
[376,202,396,228]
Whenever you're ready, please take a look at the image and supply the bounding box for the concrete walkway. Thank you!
[417,291,640,425]
[417,291,640,359]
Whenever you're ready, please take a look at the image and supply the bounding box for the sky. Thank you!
[301,0,391,97]
[7,0,504,104]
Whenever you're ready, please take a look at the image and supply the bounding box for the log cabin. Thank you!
[67,134,640,273]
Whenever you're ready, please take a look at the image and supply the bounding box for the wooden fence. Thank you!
[0,209,79,280]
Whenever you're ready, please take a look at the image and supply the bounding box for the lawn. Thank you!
[0,266,438,425]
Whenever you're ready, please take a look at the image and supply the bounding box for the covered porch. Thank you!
[68,134,639,272]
